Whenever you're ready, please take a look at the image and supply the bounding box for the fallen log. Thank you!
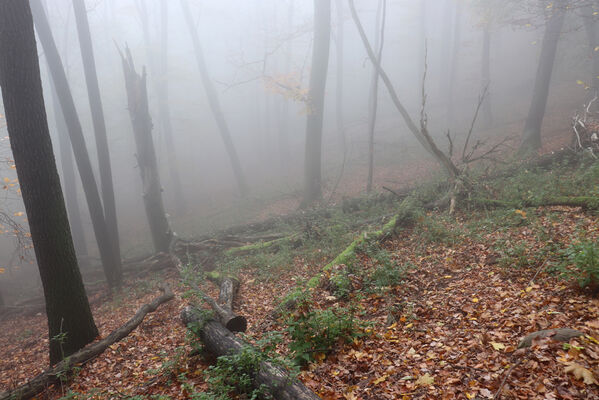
[181,307,320,400]
[200,291,247,333]
[518,328,583,349]
[0,285,174,400]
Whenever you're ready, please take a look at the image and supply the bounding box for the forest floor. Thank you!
[2,140,599,399]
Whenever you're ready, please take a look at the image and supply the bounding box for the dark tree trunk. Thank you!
[481,22,493,127]
[367,0,385,193]
[42,0,89,261]
[30,0,122,288]
[520,0,566,154]
[301,0,332,207]
[48,76,89,261]
[0,0,98,365]
[72,0,122,273]
[119,48,173,253]
[179,0,249,196]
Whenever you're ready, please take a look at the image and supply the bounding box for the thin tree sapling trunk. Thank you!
[180,0,249,196]
[366,0,386,193]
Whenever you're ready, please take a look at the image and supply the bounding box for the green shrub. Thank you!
[285,305,366,366]
[560,239,599,291]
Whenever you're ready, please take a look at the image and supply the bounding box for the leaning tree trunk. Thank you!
[520,0,566,154]
[72,0,122,273]
[179,0,249,196]
[0,0,98,365]
[301,0,332,207]
[30,0,122,289]
[348,0,459,181]
[366,0,385,193]
[48,72,89,261]
[119,48,173,254]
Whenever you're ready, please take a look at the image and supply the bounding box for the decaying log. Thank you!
[0,286,174,400]
[200,291,247,333]
[181,307,320,400]
[518,328,583,349]
[218,278,239,312]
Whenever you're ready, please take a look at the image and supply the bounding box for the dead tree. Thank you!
[119,47,173,253]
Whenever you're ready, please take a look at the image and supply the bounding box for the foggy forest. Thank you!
[2,0,599,398]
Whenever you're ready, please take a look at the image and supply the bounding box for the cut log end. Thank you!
[226,315,247,333]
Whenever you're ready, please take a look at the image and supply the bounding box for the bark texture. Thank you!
[120,48,173,253]
[0,0,98,365]
[30,0,122,288]
[520,0,566,154]
[182,307,320,400]
[302,0,332,207]
[72,0,122,273]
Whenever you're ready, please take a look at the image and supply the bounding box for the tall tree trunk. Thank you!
[158,0,186,213]
[446,0,462,128]
[48,76,89,260]
[481,22,493,127]
[520,0,566,154]
[120,49,173,253]
[30,0,122,288]
[335,0,346,152]
[180,0,249,196]
[367,0,386,193]
[301,0,332,207]
[419,0,427,91]
[138,0,186,213]
[583,4,599,95]
[348,0,459,181]
[438,0,454,98]
[72,0,122,273]
[0,0,98,365]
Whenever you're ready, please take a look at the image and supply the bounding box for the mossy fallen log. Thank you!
[181,307,320,400]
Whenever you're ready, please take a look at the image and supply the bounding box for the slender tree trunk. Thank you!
[301,0,332,207]
[438,0,454,98]
[419,0,427,91]
[120,49,173,253]
[335,0,346,152]
[0,0,98,365]
[72,0,122,274]
[158,0,186,213]
[138,0,186,213]
[446,0,462,128]
[30,0,122,288]
[277,0,294,172]
[180,0,249,196]
[520,0,566,154]
[367,0,385,193]
[481,22,493,127]
[583,4,599,95]
[348,0,459,180]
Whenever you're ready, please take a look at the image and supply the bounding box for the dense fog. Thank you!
[0,0,595,301]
